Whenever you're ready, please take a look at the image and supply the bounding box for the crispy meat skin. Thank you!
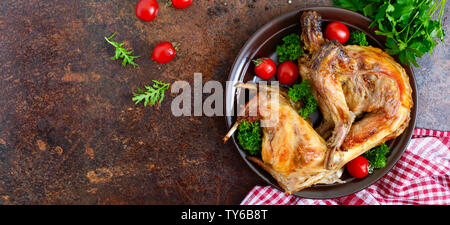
[299,11,413,169]
[236,84,334,193]
[301,11,325,55]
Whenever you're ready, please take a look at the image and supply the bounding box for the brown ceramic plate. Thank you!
[225,7,417,199]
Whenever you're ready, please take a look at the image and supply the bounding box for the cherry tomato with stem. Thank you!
[136,0,159,22]
[170,0,192,9]
[152,42,178,63]
[346,156,369,178]
[253,57,277,80]
[276,61,299,85]
[325,21,349,44]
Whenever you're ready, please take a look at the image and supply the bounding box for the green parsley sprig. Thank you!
[334,0,446,67]
[105,33,140,68]
[348,30,369,46]
[237,121,262,155]
[288,80,318,118]
[276,33,303,63]
[132,80,170,107]
[363,143,390,171]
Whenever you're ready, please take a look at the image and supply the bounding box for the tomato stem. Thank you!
[171,42,180,51]
[252,58,264,66]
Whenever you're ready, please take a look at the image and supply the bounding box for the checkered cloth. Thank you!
[241,128,450,205]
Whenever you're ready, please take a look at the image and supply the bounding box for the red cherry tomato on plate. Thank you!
[253,57,276,80]
[152,42,177,63]
[325,21,349,44]
[136,0,159,22]
[347,156,369,178]
[277,61,298,85]
[171,0,192,9]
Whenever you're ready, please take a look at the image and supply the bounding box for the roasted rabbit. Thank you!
[223,11,412,194]
[298,11,413,169]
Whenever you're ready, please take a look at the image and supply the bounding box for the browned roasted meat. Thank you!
[223,11,413,194]
[300,11,325,55]
[224,84,341,193]
[300,40,357,169]
[298,11,413,169]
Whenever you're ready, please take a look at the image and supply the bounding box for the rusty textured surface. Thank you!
[0,0,448,204]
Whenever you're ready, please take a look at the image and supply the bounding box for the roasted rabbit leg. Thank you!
[298,11,413,169]
[300,40,356,169]
[300,10,325,55]
[339,45,412,152]
[224,83,342,193]
[300,12,356,168]
[299,11,334,139]
[301,40,356,169]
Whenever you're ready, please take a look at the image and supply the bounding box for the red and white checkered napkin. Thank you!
[241,128,450,205]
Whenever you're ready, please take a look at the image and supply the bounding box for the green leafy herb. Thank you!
[288,80,318,118]
[237,121,262,155]
[333,0,446,67]
[132,80,170,107]
[363,143,390,169]
[105,33,140,67]
[348,30,369,46]
[276,33,303,63]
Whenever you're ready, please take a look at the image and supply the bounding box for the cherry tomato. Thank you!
[347,156,369,178]
[325,21,349,44]
[253,57,276,80]
[276,61,299,85]
[136,0,159,22]
[152,42,177,63]
[171,0,192,9]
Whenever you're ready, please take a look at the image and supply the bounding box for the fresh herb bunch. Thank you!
[105,33,140,67]
[333,0,446,67]
[363,143,390,169]
[237,121,262,155]
[348,30,369,46]
[288,80,318,118]
[132,80,170,107]
[276,33,303,63]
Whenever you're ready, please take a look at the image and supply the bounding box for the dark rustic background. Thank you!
[0,0,448,204]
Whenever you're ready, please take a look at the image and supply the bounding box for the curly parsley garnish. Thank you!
[348,30,369,46]
[132,80,170,107]
[288,79,318,118]
[105,33,140,68]
[363,143,390,170]
[276,33,303,63]
[237,121,262,156]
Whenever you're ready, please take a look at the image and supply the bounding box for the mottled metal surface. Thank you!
[413,1,450,131]
[0,0,448,204]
